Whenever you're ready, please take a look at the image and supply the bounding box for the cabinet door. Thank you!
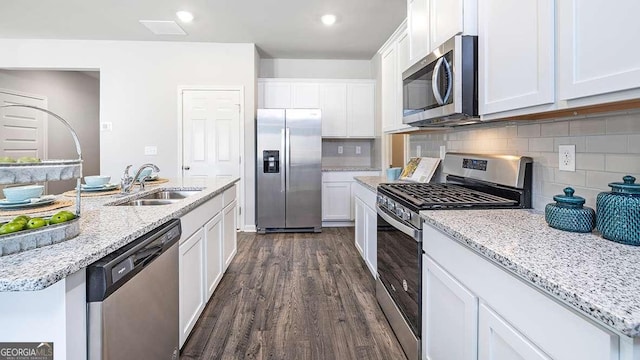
[479,0,554,115]
[204,213,223,301]
[364,204,377,278]
[354,197,365,257]
[479,303,552,360]
[292,82,320,108]
[396,31,411,129]
[179,228,205,347]
[408,0,430,63]
[322,181,352,220]
[430,0,463,50]
[347,83,375,137]
[558,0,640,101]
[319,83,348,137]
[222,200,237,270]
[264,82,292,108]
[257,82,265,109]
[423,254,478,360]
[381,45,397,132]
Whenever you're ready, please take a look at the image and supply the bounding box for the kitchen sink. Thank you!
[110,189,202,206]
[137,190,201,200]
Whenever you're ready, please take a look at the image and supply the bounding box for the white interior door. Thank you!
[0,89,47,162]
[182,90,241,184]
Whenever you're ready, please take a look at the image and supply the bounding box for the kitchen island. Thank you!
[0,177,239,359]
[420,209,640,359]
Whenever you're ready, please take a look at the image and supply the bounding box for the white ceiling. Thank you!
[0,0,406,59]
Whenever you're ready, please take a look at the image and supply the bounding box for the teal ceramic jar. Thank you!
[545,187,595,233]
[596,175,640,245]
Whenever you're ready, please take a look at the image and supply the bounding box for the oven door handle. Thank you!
[377,205,422,241]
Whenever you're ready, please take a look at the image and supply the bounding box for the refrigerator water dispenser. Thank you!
[263,150,280,173]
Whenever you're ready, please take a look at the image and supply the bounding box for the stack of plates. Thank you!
[0,197,55,209]
[79,183,119,192]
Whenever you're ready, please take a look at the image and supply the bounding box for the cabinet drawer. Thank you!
[223,184,236,208]
[352,182,377,209]
[423,224,619,360]
[180,194,224,243]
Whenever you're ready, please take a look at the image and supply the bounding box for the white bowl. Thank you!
[3,185,44,202]
[84,175,111,187]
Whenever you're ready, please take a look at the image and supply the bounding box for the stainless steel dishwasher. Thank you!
[87,219,181,360]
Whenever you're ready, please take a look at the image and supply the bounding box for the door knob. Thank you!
[182,165,191,170]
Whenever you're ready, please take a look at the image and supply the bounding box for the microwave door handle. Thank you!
[432,57,446,105]
[441,57,453,104]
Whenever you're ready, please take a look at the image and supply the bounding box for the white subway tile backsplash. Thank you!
[586,135,627,153]
[554,169,586,187]
[606,114,640,134]
[529,137,554,152]
[408,112,640,211]
[569,118,606,136]
[517,123,541,138]
[541,121,569,137]
[575,153,605,171]
[554,137,586,152]
[605,154,640,173]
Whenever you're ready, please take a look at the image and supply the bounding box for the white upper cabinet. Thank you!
[397,30,410,75]
[347,83,375,137]
[380,22,413,134]
[263,82,291,108]
[557,0,640,101]
[478,0,555,115]
[292,82,319,108]
[319,83,348,137]
[408,0,430,64]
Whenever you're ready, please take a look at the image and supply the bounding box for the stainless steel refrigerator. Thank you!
[256,109,322,233]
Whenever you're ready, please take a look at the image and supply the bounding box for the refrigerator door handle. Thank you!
[280,128,286,192]
[286,127,291,192]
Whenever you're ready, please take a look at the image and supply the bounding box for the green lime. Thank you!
[1,222,24,233]
[12,215,30,223]
[9,219,27,228]
[59,211,76,220]
[26,218,47,230]
[0,156,15,163]
[49,213,68,225]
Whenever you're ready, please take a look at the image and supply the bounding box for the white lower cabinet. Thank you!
[422,254,478,360]
[204,213,223,300]
[479,303,551,360]
[178,185,238,348]
[363,204,377,276]
[322,182,352,221]
[354,198,366,256]
[422,223,620,360]
[179,228,205,346]
[223,200,238,270]
[352,181,378,278]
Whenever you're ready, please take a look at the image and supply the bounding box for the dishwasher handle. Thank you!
[87,219,182,302]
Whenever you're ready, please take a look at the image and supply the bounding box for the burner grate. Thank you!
[382,183,517,208]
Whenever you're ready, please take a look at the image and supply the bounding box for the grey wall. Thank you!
[408,110,640,211]
[322,139,374,168]
[260,58,373,79]
[0,70,100,194]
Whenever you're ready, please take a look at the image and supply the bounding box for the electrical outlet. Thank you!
[416,145,422,157]
[439,145,446,159]
[355,146,361,155]
[337,146,343,154]
[144,146,158,156]
[559,145,575,172]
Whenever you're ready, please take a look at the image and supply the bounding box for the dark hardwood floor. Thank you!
[181,227,407,360]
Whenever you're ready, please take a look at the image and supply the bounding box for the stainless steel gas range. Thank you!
[375,152,533,360]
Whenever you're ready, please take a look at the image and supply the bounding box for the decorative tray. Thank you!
[0,217,80,257]
[0,160,82,185]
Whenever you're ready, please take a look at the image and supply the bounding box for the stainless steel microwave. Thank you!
[402,35,478,127]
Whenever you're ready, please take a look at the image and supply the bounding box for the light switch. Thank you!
[100,122,113,131]
[355,146,361,155]
[144,146,158,156]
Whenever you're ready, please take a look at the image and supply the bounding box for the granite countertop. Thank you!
[322,167,381,172]
[420,209,640,337]
[0,177,239,292]
[354,176,397,192]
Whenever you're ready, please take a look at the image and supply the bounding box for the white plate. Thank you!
[0,198,55,209]
[79,183,118,192]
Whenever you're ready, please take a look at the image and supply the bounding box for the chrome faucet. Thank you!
[121,163,160,193]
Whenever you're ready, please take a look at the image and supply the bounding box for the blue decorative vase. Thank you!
[545,187,595,233]
[596,175,640,245]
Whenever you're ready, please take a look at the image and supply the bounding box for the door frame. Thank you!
[177,85,246,231]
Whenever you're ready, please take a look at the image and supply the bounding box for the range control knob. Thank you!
[402,211,411,221]
[396,207,404,218]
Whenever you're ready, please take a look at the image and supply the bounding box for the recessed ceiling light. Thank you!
[321,14,337,26]
[176,11,194,23]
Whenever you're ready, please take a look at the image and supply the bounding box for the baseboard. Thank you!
[242,225,257,232]
[322,221,354,228]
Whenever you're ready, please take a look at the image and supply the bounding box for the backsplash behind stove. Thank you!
[408,110,640,211]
